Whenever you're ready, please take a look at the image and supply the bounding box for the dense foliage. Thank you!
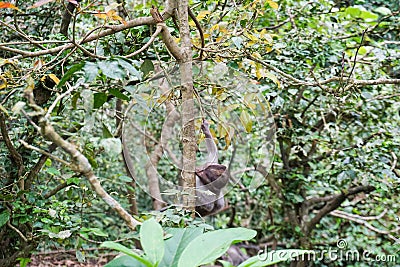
[0,0,399,266]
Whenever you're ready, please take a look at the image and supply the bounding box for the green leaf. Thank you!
[83,62,99,82]
[240,110,253,133]
[71,92,80,109]
[93,92,107,109]
[17,258,31,267]
[374,6,391,16]
[359,10,378,21]
[345,7,362,17]
[102,123,113,138]
[140,218,165,266]
[238,249,314,267]
[0,210,10,228]
[76,250,85,263]
[117,58,142,80]
[160,227,204,267]
[100,241,152,267]
[140,59,154,77]
[66,177,80,185]
[105,255,146,267]
[46,167,61,176]
[98,61,125,80]
[87,227,108,237]
[177,228,257,267]
[57,63,84,88]
[109,88,130,101]
[119,175,133,182]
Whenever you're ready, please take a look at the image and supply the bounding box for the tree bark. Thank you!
[176,0,196,213]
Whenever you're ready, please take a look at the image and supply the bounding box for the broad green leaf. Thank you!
[359,10,378,21]
[117,58,142,80]
[93,92,107,109]
[345,7,362,17]
[109,88,130,101]
[105,255,146,267]
[240,110,253,133]
[374,6,391,15]
[100,241,152,266]
[140,59,154,77]
[0,210,10,227]
[98,61,125,80]
[57,63,84,88]
[238,249,314,267]
[177,228,257,267]
[140,218,165,266]
[160,227,204,267]
[83,62,99,82]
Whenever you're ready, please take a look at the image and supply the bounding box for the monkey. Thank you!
[195,119,229,216]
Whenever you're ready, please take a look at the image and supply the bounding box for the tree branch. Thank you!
[23,89,141,230]
[305,185,375,234]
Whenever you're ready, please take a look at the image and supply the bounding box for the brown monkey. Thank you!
[195,120,228,216]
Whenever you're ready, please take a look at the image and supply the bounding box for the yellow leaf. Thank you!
[264,71,281,87]
[251,52,262,60]
[240,110,253,133]
[0,76,7,90]
[210,24,219,31]
[224,126,235,149]
[94,12,108,19]
[217,123,228,138]
[25,76,35,93]
[244,93,257,110]
[221,104,240,114]
[0,104,8,116]
[267,0,279,9]
[189,21,196,27]
[196,10,210,21]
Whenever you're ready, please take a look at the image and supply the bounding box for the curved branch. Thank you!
[124,25,162,58]
[305,185,375,234]
[1,6,175,59]
[23,90,141,230]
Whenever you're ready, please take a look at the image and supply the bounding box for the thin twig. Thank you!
[19,140,72,167]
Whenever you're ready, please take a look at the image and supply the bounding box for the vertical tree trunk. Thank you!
[176,1,196,213]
